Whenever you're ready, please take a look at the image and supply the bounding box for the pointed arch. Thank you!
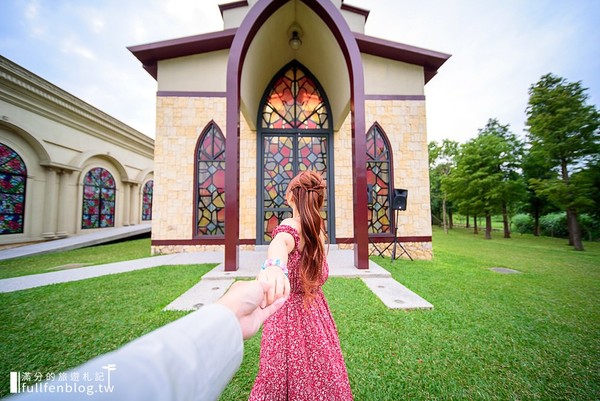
[0,143,27,234]
[194,121,226,237]
[366,122,394,234]
[257,60,335,243]
[225,0,368,270]
[261,60,330,130]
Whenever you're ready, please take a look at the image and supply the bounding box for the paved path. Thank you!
[0,223,152,261]
[0,245,433,311]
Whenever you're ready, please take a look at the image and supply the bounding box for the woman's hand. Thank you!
[256,265,291,308]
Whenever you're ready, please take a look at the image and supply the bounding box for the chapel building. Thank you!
[0,56,154,247]
[128,0,450,270]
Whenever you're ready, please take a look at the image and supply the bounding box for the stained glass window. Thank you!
[261,63,329,130]
[196,123,225,236]
[366,124,392,234]
[0,143,27,235]
[261,134,330,242]
[82,167,116,229]
[142,180,153,221]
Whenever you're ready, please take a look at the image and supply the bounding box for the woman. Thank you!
[250,170,353,400]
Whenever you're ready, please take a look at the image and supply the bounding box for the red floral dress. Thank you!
[249,225,353,401]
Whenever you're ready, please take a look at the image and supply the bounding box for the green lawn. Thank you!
[1,229,598,400]
[0,238,152,279]
[0,263,215,398]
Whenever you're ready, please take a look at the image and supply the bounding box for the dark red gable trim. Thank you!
[340,2,370,20]
[127,29,237,79]
[219,1,249,17]
[128,31,449,84]
[354,32,451,83]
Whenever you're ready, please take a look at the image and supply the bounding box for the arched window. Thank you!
[366,124,393,234]
[195,123,225,236]
[0,143,27,234]
[261,63,329,129]
[258,61,333,243]
[82,167,116,229]
[142,180,153,221]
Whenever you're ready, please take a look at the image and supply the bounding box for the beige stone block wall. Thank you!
[239,117,257,241]
[153,96,227,243]
[365,100,432,240]
[333,114,354,239]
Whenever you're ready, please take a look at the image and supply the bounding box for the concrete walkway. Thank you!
[0,223,152,261]
[0,244,433,311]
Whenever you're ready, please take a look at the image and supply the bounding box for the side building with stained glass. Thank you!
[130,0,450,268]
[0,56,154,247]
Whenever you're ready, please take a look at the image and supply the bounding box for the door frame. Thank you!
[256,130,336,245]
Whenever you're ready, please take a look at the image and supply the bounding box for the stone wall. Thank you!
[152,96,226,245]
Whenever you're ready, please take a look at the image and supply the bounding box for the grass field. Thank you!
[0,238,152,279]
[1,228,598,400]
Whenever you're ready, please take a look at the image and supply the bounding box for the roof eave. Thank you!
[127,28,237,80]
[354,32,451,84]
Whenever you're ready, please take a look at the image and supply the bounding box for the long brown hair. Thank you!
[287,170,326,302]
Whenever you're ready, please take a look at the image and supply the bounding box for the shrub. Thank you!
[539,212,568,238]
[512,214,534,234]
[579,214,600,241]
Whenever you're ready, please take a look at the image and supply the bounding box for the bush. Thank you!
[579,214,600,241]
[539,212,568,238]
[512,214,534,234]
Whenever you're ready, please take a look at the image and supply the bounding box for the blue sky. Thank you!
[1,0,598,143]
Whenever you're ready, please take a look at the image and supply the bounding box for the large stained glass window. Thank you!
[261,62,329,130]
[0,143,27,235]
[142,180,153,221]
[259,62,332,243]
[366,124,392,234]
[82,167,116,229]
[196,123,225,236]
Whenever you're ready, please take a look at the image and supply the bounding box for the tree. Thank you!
[445,119,525,240]
[526,73,600,250]
[477,119,526,238]
[521,148,558,235]
[429,140,459,233]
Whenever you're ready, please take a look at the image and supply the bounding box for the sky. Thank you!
[1,0,598,144]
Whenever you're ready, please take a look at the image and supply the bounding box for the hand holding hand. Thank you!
[216,280,287,339]
[256,265,291,308]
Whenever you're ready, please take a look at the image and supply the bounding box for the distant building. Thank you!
[129,0,450,270]
[0,56,154,248]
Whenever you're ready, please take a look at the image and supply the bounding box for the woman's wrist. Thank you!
[261,258,289,276]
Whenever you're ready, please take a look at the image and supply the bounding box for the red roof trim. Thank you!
[128,30,450,84]
[340,3,370,20]
[354,32,451,83]
[127,29,237,79]
[218,1,248,17]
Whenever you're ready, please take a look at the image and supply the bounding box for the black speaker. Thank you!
[392,189,408,210]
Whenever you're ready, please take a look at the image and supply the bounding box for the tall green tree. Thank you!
[429,139,459,233]
[525,73,600,250]
[521,148,557,235]
[477,119,526,238]
[445,119,525,239]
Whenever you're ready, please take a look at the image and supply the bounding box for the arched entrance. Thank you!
[257,61,335,244]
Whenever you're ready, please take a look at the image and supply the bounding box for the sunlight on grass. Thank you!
[220,228,599,400]
[1,230,598,400]
[0,264,214,397]
[0,238,152,279]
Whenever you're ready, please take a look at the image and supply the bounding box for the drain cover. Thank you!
[489,267,521,274]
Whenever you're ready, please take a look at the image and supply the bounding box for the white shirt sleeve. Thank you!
[10,303,244,401]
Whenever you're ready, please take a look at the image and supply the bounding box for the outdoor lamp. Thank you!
[288,24,303,50]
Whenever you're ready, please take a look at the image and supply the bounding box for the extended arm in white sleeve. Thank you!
[11,303,243,401]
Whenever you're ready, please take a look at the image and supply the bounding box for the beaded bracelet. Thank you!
[261,258,289,277]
